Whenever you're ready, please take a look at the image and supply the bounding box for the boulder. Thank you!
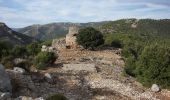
[17,96,44,100]
[42,45,47,49]
[0,64,12,93]
[48,47,55,52]
[14,58,26,65]
[44,73,53,83]
[151,84,160,92]
[0,92,11,100]
[14,67,26,74]
[41,45,48,52]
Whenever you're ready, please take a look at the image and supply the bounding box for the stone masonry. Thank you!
[65,26,79,49]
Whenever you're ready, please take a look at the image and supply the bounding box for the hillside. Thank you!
[15,22,108,40]
[100,19,170,37]
[0,22,35,45]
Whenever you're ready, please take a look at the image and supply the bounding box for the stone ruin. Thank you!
[52,26,80,50]
[65,26,79,49]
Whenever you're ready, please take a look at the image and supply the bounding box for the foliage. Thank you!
[11,45,28,58]
[34,52,57,69]
[0,42,11,59]
[136,44,170,88]
[41,40,53,46]
[1,56,14,69]
[46,94,67,100]
[77,27,104,50]
[105,32,170,88]
[26,42,41,56]
[0,40,55,71]
[101,19,170,37]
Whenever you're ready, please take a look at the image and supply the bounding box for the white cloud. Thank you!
[0,0,169,27]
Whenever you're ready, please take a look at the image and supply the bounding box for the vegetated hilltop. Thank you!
[102,19,170,89]
[0,22,35,45]
[100,19,170,36]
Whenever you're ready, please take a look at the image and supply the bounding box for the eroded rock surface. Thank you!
[0,64,12,93]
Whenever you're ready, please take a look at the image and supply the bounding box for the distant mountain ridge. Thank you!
[15,19,170,40]
[15,22,108,40]
[0,22,35,45]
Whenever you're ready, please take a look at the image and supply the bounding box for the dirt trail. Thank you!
[42,49,170,100]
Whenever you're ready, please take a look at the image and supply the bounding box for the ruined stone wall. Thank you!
[66,26,79,49]
[52,38,66,50]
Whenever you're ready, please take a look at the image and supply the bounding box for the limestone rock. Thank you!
[14,58,26,65]
[7,70,37,96]
[48,47,55,52]
[151,84,160,92]
[44,73,53,83]
[17,96,44,100]
[14,67,26,74]
[0,92,11,100]
[41,45,48,52]
[44,73,52,79]
[0,64,12,93]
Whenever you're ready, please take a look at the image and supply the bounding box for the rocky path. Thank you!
[7,49,170,100]
[49,49,160,100]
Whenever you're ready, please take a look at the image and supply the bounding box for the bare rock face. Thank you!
[7,70,37,97]
[151,84,160,92]
[0,64,12,93]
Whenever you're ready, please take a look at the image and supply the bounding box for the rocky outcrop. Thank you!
[6,70,37,97]
[0,64,12,93]
[52,38,66,50]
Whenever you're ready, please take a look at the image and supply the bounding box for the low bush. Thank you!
[1,56,14,69]
[77,27,104,50]
[34,52,57,69]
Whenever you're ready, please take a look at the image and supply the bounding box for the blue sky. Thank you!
[0,0,170,28]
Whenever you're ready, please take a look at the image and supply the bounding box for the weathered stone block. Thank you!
[63,64,96,72]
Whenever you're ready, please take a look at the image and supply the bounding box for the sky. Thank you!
[0,0,170,28]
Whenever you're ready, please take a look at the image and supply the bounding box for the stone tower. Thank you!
[66,26,79,49]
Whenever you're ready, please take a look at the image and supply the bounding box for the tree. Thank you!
[136,44,170,88]
[76,27,104,50]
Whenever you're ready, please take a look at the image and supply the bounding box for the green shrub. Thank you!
[77,27,104,50]
[0,42,11,59]
[34,52,57,69]
[136,44,170,88]
[1,56,14,69]
[27,42,41,56]
[11,46,28,57]
[46,94,67,100]
[41,40,53,46]
[111,40,122,48]
[124,56,137,77]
